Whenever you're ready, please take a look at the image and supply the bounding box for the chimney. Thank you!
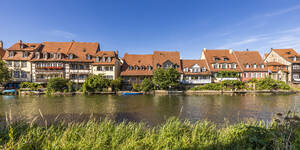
[246,49,249,51]
[0,40,3,49]
[229,49,233,54]
[18,40,23,49]
[203,48,207,51]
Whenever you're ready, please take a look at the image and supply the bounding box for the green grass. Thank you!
[0,118,299,150]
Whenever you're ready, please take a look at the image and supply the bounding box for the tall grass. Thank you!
[0,117,299,150]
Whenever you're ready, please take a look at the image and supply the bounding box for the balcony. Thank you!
[69,69,91,73]
[181,79,211,84]
[36,67,64,72]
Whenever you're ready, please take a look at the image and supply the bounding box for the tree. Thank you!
[82,74,110,93]
[46,77,70,93]
[110,77,122,91]
[0,60,10,87]
[20,82,42,91]
[141,78,154,92]
[153,68,180,90]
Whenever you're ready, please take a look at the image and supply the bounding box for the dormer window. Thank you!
[9,51,14,57]
[184,68,189,72]
[245,64,250,68]
[134,65,139,70]
[147,65,152,70]
[212,63,219,69]
[23,52,28,58]
[30,45,35,48]
[221,64,227,69]
[157,64,161,68]
[43,53,48,59]
[102,57,106,62]
[223,57,229,61]
[214,57,220,61]
[141,66,146,70]
[69,54,73,59]
[261,64,265,68]
[253,64,257,68]
[35,52,40,59]
[49,53,54,59]
[201,67,206,72]
[293,56,297,61]
[96,57,100,62]
[107,57,111,62]
[129,66,133,70]
[231,63,236,69]
[86,54,91,60]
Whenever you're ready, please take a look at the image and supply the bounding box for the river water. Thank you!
[0,94,299,125]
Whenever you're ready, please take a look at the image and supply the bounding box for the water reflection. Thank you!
[0,94,299,125]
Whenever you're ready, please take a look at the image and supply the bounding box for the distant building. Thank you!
[201,49,242,82]
[264,48,300,84]
[233,51,268,82]
[180,59,211,86]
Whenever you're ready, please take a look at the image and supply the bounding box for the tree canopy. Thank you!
[0,60,10,86]
[153,68,180,90]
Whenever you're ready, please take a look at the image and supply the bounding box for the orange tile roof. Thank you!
[153,51,181,72]
[92,51,118,65]
[121,54,153,76]
[181,59,211,75]
[265,62,286,66]
[203,49,242,72]
[233,51,268,72]
[7,42,41,51]
[2,50,34,61]
[272,48,300,63]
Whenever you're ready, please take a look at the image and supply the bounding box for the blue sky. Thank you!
[1,0,300,59]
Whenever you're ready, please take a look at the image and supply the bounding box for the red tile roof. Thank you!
[203,49,242,72]
[7,42,41,51]
[121,54,153,76]
[92,51,118,65]
[233,51,268,72]
[272,48,300,63]
[153,51,181,72]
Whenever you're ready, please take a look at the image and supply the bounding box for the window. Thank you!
[105,75,113,79]
[202,67,206,72]
[293,74,299,79]
[157,64,161,68]
[223,57,229,61]
[79,65,84,70]
[278,66,281,70]
[13,71,20,78]
[21,71,27,78]
[214,57,220,61]
[184,68,189,72]
[249,72,252,78]
[261,64,265,68]
[49,53,54,59]
[96,57,100,62]
[141,66,145,70]
[109,66,113,71]
[14,61,20,67]
[7,61,12,67]
[107,57,111,62]
[245,64,250,68]
[147,65,152,70]
[212,64,219,69]
[69,54,73,59]
[86,55,91,60]
[273,66,277,70]
[129,66,133,70]
[293,64,300,70]
[253,64,257,68]
[79,74,86,79]
[102,57,106,62]
[221,64,227,69]
[23,52,28,58]
[21,61,27,67]
[105,66,109,71]
[244,72,247,78]
[97,66,102,71]
[9,51,14,57]
[134,66,139,70]
[131,77,136,81]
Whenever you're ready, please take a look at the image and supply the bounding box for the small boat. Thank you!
[2,89,17,95]
[122,92,143,96]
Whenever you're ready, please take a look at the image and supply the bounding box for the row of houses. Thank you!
[0,40,299,89]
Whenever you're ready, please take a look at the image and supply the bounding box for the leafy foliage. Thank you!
[191,83,222,90]
[46,77,70,93]
[253,77,291,90]
[153,68,180,90]
[0,60,10,86]
[191,80,244,91]
[217,71,239,78]
[141,78,154,92]
[132,83,142,92]
[110,78,122,91]
[82,75,110,93]
[20,82,42,91]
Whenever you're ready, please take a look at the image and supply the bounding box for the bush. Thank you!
[141,78,154,92]
[82,75,110,93]
[20,82,42,91]
[46,78,70,93]
[217,71,239,78]
[132,83,142,92]
[253,78,291,90]
[191,83,222,91]
[222,80,245,90]
[110,78,122,91]
[153,68,180,90]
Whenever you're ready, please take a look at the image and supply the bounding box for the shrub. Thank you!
[222,80,245,90]
[46,78,70,93]
[191,83,222,91]
[153,68,180,90]
[82,75,110,93]
[255,78,291,90]
[20,82,42,91]
[110,78,122,91]
[132,83,142,92]
[141,78,154,92]
[217,71,239,78]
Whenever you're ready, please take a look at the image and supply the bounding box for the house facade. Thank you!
[233,51,268,82]
[264,48,300,84]
[180,59,211,85]
[265,62,288,82]
[201,49,242,82]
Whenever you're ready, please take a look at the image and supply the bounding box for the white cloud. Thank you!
[265,5,300,17]
[48,30,77,39]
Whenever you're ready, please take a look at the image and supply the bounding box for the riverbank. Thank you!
[1,116,299,149]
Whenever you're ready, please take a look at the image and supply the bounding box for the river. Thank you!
[0,94,299,125]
